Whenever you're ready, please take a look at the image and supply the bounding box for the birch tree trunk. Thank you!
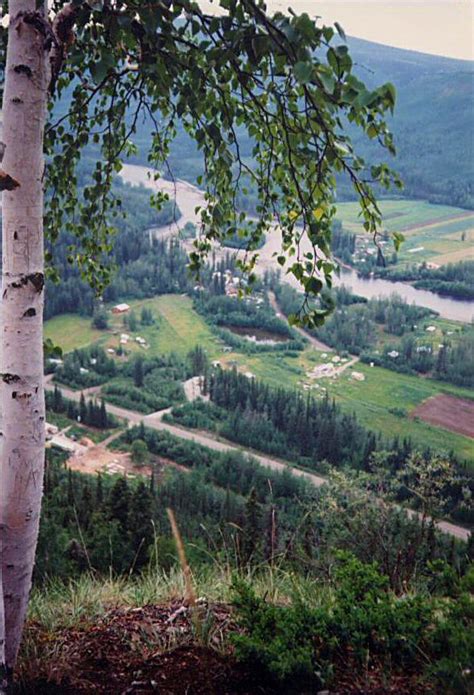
[0,0,49,677]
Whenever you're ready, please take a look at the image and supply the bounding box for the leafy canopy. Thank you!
[46,1,399,325]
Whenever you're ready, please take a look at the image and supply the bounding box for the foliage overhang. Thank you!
[6,0,402,327]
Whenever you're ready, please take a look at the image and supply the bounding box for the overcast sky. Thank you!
[199,1,474,61]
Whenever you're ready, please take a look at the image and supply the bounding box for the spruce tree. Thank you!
[108,477,130,532]
[79,393,87,424]
[128,482,153,570]
[133,357,144,388]
[99,400,108,429]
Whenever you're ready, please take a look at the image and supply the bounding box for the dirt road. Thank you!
[45,379,471,542]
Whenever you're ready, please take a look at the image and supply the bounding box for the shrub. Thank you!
[231,578,331,690]
[231,553,436,689]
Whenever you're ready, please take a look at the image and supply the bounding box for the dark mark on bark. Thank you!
[0,168,20,191]
[23,307,36,317]
[2,373,20,384]
[11,97,23,104]
[28,272,44,293]
[11,272,44,293]
[13,231,18,240]
[22,10,56,50]
[13,64,33,78]
[12,392,17,399]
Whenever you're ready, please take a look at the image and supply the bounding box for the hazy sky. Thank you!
[199,1,474,61]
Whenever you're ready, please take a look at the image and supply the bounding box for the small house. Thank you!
[112,303,130,314]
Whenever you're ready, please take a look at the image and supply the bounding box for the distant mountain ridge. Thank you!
[345,37,474,207]
[50,35,474,209]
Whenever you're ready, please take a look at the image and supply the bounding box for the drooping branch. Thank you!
[45,0,401,326]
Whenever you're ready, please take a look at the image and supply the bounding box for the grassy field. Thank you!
[44,314,104,353]
[44,295,474,463]
[321,362,474,462]
[110,295,222,358]
[336,198,474,267]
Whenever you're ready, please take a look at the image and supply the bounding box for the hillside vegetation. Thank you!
[17,445,474,694]
[125,38,474,209]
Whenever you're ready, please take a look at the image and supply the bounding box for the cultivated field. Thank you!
[44,295,474,463]
[336,199,474,266]
[411,394,474,439]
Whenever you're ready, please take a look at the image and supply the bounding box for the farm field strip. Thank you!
[336,199,474,267]
[44,295,474,463]
[335,199,469,234]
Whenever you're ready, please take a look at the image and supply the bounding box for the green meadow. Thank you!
[45,295,473,463]
[44,314,104,353]
[336,198,474,266]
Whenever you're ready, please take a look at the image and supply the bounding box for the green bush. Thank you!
[231,578,332,690]
[231,553,438,690]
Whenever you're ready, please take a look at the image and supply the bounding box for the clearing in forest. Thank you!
[411,394,474,439]
[335,198,474,266]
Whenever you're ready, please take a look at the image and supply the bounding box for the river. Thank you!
[120,163,473,323]
[334,268,474,323]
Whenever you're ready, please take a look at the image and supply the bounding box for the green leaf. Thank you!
[305,277,323,295]
[393,231,405,252]
[319,71,336,94]
[367,124,378,139]
[90,53,115,84]
[312,206,325,222]
[334,22,346,41]
[294,61,313,84]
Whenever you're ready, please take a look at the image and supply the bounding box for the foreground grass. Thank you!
[19,564,319,684]
[25,566,304,632]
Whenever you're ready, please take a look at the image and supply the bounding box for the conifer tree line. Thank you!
[375,260,474,301]
[46,387,114,430]
[38,438,470,588]
[179,367,398,470]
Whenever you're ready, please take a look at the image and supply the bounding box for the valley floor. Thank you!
[45,293,474,463]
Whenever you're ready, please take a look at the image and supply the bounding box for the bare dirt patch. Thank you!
[67,446,152,478]
[18,601,428,694]
[411,394,474,439]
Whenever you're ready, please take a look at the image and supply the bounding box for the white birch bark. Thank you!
[0,0,49,676]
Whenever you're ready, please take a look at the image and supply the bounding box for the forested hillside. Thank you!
[124,37,474,208]
[347,38,474,207]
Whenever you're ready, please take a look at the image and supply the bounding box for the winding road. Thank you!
[45,378,471,542]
